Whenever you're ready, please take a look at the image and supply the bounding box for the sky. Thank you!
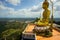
[0,0,60,18]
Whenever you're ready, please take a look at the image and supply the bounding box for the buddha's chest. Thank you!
[43,10,50,18]
[43,11,47,17]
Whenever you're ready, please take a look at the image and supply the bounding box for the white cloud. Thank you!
[54,11,60,18]
[52,0,57,2]
[6,0,21,5]
[0,3,41,18]
[55,1,60,6]
[0,0,60,18]
[54,0,60,11]
[48,0,57,2]
[0,4,14,11]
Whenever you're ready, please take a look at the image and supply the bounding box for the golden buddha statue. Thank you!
[33,0,52,37]
[35,0,50,26]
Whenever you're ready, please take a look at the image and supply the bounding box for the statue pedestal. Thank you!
[33,25,52,37]
[33,26,50,32]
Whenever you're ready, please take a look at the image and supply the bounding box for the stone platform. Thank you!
[22,23,60,40]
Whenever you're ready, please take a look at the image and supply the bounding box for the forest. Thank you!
[0,21,27,40]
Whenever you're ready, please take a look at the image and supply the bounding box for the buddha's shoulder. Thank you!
[47,9,50,13]
[47,9,50,11]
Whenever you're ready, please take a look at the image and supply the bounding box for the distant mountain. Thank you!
[0,18,60,22]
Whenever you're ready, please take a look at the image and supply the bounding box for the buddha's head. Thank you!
[42,0,49,9]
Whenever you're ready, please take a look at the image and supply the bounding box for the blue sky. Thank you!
[0,0,60,18]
